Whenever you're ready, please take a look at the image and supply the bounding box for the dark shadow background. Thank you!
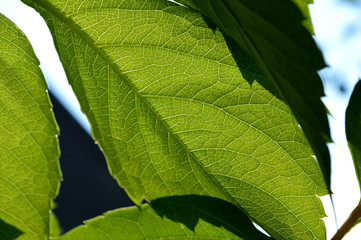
[50,93,134,233]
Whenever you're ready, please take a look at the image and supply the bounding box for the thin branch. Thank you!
[332,202,361,240]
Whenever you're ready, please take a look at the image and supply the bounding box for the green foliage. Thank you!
[19,0,328,239]
[58,196,272,240]
[176,0,332,192]
[0,13,61,239]
[346,80,361,192]
[344,79,361,233]
[1,0,347,239]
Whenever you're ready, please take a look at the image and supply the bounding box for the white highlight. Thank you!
[0,0,91,133]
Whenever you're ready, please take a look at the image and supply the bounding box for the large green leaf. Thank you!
[59,196,272,240]
[23,0,327,239]
[346,80,361,191]
[0,14,61,239]
[176,0,332,192]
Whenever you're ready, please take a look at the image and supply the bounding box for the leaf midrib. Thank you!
[144,95,315,174]
[64,6,279,80]
[33,1,320,238]
[99,43,266,80]
[34,0,239,207]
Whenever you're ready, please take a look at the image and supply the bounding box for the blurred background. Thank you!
[0,0,361,239]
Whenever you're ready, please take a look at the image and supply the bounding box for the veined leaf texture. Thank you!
[176,0,332,193]
[17,0,329,239]
[0,13,61,240]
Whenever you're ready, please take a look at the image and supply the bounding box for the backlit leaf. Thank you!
[59,196,272,240]
[22,0,327,239]
[0,13,61,240]
[176,0,332,192]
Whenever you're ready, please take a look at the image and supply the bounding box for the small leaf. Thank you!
[176,0,332,192]
[59,195,272,240]
[22,0,327,239]
[346,80,361,191]
[0,14,61,239]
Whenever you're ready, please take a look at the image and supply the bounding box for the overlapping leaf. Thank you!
[23,0,327,239]
[59,196,272,240]
[176,0,332,191]
[0,218,22,240]
[346,80,361,191]
[0,14,61,240]
[292,0,314,33]
[343,80,361,233]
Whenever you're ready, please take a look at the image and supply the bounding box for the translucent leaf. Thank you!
[0,14,61,239]
[22,0,327,239]
[50,211,62,238]
[292,0,315,33]
[59,196,272,240]
[176,0,332,192]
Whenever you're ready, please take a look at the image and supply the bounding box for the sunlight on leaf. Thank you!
[22,0,328,239]
[177,0,332,192]
[59,195,272,240]
[292,0,315,33]
[0,13,61,240]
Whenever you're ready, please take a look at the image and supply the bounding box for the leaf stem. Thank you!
[332,202,361,240]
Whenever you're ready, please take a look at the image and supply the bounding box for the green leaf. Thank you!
[291,0,315,34]
[23,0,327,239]
[175,0,332,192]
[0,14,61,239]
[50,210,62,238]
[177,0,315,33]
[346,80,361,192]
[59,196,272,240]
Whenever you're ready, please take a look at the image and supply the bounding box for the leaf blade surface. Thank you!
[59,196,272,240]
[23,0,327,239]
[176,0,332,192]
[0,13,61,240]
